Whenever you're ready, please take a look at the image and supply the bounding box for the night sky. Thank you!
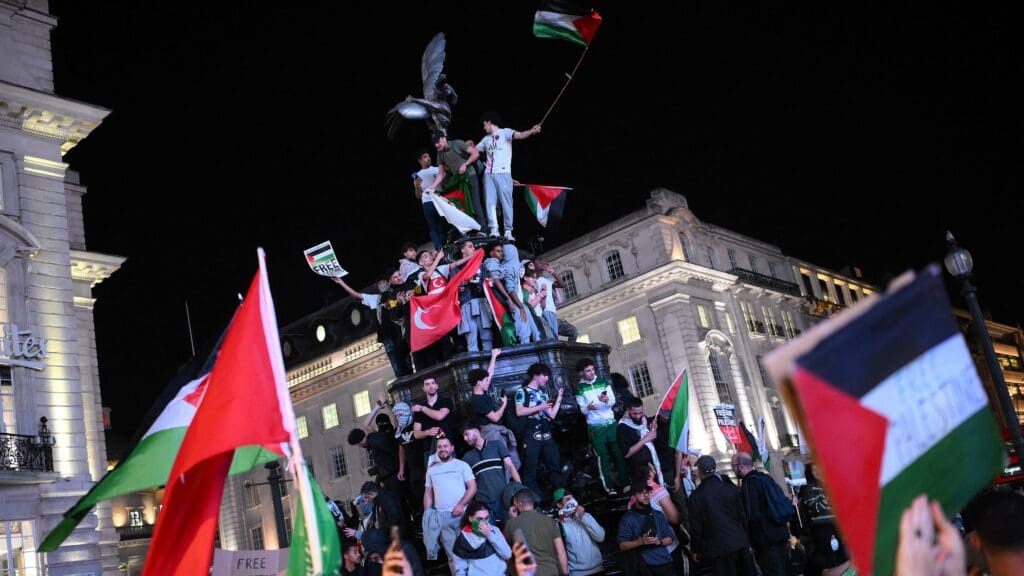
[46,2,1024,435]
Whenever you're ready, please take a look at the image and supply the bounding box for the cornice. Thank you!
[70,250,126,287]
[0,80,110,155]
[289,350,390,403]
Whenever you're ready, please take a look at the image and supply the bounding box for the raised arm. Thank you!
[513,125,542,140]
[420,250,446,284]
[331,277,364,300]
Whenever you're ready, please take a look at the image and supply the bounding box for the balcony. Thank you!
[767,323,785,338]
[745,319,766,335]
[804,297,845,319]
[0,432,53,472]
[117,524,154,541]
[728,268,801,296]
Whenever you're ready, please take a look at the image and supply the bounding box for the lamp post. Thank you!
[245,461,291,548]
[944,232,1024,463]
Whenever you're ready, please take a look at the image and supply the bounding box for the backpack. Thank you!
[757,472,796,525]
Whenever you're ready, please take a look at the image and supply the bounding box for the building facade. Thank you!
[0,1,123,574]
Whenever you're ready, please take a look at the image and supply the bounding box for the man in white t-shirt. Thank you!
[413,150,445,249]
[476,112,541,241]
[424,435,477,574]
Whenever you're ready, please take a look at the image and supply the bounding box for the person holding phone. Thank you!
[575,358,627,495]
[618,483,676,576]
[504,489,568,576]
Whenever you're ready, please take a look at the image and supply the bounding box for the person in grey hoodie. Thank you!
[554,488,606,576]
[453,501,512,576]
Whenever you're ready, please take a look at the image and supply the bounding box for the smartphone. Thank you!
[512,528,535,565]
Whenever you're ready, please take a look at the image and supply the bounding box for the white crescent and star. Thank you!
[414,306,438,330]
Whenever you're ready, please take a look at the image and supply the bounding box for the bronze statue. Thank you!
[386,33,458,139]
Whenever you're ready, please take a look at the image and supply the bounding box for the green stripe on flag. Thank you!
[668,370,689,451]
[533,22,587,47]
[871,409,1002,576]
[288,466,341,576]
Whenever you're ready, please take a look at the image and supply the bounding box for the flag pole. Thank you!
[540,45,589,125]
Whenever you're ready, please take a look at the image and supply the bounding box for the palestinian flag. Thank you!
[658,368,690,453]
[304,242,334,267]
[738,421,760,462]
[483,278,517,346]
[441,172,475,219]
[287,465,341,576]
[523,184,569,229]
[534,1,602,47]
[765,265,1003,576]
[39,358,278,552]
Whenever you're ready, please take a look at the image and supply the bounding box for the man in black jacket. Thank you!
[688,455,757,576]
[360,481,408,540]
[732,452,792,576]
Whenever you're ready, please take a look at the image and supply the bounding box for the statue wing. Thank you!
[385,98,444,140]
[420,33,446,100]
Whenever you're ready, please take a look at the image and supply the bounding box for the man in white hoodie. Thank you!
[575,359,628,494]
[554,488,606,576]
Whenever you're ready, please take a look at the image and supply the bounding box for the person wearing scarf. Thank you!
[616,397,665,487]
[453,501,512,576]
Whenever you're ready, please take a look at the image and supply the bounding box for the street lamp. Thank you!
[37,416,55,447]
[944,232,1024,462]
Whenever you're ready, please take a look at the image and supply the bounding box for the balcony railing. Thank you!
[117,524,154,540]
[728,268,801,296]
[0,432,53,472]
[804,297,845,319]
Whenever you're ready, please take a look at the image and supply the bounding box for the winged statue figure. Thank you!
[385,33,458,140]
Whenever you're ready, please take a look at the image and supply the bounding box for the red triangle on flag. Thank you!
[525,185,568,209]
[572,11,602,44]
[792,366,888,576]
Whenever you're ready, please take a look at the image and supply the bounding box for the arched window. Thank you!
[605,251,624,281]
[708,350,733,405]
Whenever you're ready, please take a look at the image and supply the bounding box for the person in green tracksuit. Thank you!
[574,358,628,494]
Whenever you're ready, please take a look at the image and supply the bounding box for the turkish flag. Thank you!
[409,249,484,352]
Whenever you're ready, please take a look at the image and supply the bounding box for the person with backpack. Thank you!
[688,455,757,576]
[732,451,794,576]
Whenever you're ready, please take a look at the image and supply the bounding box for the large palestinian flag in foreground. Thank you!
[764,265,1003,576]
[533,1,602,47]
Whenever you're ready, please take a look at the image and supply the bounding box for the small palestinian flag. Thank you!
[305,242,333,266]
[534,1,602,47]
[441,172,475,219]
[483,279,516,346]
[738,421,760,462]
[523,184,569,229]
[658,368,690,454]
[764,265,1003,576]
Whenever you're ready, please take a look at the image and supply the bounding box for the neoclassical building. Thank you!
[0,1,123,574]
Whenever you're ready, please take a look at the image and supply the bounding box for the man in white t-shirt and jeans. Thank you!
[413,150,445,249]
[424,434,477,574]
[476,112,541,241]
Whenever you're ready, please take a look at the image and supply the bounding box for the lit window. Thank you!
[353,391,371,418]
[707,246,717,270]
[849,288,860,302]
[250,526,264,550]
[817,276,832,302]
[679,234,691,262]
[740,301,761,334]
[748,254,759,274]
[725,312,736,334]
[800,271,815,296]
[560,271,578,299]
[708,351,733,404]
[577,334,590,343]
[862,289,872,297]
[605,251,624,281]
[630,362,655,397]
[696,305,711,329]
[330,446,348,478]
[618,317,641,345]
[834,282,848,306]
[782,310,797,338]
[321,404,339,430]
[728,249,738,269]
[297,416,309,439]
[762,305,779,337]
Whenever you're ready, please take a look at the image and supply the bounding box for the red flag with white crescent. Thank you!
[409,249,484,352]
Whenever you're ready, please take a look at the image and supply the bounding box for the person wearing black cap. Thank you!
[423,131,486,228]
[687,455,757,576]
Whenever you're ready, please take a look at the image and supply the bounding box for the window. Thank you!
[782,310,797,338]
[696,305,711,329]
[724,312,736,335]
[297,416,309,439]
[353,391,371,418]
[250,526,264,550]
[617,317,641,345]
[834,283,848,306]
[605,251,624,281]
[630,362,654,397]
[284,514,293,543]
[728,249,738,269]
[321,403,339,430]
[768,262,778,279]
[708,351,733,404]
[706,246,717,270]
[817,277,832,302]
[560,271,578,299]
[679,234,691,262]
[740,301,761,334]
[849,288,859,302]
[330,446,348,478]
[360,448,375,469]
[748,254,759,274]
[577,334,590,344]
[800,271,815,296]
[998,353,1023,372]
[762,305,780,337]
[128,508,144,528]
[245,483,261,508]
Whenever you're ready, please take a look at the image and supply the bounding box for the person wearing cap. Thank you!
[554,488,606,576]
[424,131,486,229]
[361,480,408,540]
[617,482,676,576]
[475,112,542,241]
[687,455,757,575]
[514,363,565,500]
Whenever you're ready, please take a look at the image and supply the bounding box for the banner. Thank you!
[303,241,348,278]
[713,403,741,445]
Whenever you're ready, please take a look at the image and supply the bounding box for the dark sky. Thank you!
[47,2,1024,435]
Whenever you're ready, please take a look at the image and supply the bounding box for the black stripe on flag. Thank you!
[795,264,959,399]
